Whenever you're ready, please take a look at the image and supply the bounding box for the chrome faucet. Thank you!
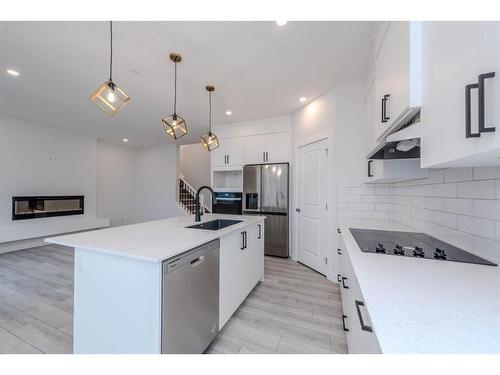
[195,186,215,222]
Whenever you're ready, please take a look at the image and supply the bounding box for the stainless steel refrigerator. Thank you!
[243,163,289,258]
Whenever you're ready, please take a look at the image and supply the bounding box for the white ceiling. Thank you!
[0,21,375,147]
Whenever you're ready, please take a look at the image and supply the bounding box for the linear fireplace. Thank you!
[12,195,84,220]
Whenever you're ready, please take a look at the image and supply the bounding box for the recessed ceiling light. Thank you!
[299,97,307,103]
[276,21,288,26]
[6,69,19,76]
[226,111,232,116]
[122,138,129,143]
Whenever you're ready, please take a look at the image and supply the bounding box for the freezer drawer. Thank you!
[264,213,289,258]
[161,240,220,354]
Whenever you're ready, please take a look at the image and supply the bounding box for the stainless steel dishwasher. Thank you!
[161,239,219,354]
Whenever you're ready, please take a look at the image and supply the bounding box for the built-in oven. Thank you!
[212,192,242,215]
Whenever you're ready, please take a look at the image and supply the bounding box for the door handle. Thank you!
[342,314,349,332]
[341,276,349,289]
[465,83,481,138]
[257,224,261,239]
[190,255,205,267]
[355,300,373,332]
[478,72,496,133]
[295,208,301,212]
[368,160,373,177]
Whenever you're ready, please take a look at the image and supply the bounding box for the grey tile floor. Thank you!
[0,245,347,354]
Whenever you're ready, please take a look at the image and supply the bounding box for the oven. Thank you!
[212,192,242,215]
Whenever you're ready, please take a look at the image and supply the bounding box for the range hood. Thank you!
[367,111,422,160]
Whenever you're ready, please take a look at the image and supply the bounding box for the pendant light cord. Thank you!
[109,21,113,82]
[209,91,212,133]
[173,62,177,114]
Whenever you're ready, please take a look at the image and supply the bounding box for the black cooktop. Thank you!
[350,228,497,266]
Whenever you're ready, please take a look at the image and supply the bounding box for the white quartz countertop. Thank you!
[45,214,264,263]
[339,218,500,354]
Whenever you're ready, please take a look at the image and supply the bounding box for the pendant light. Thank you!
[90,21,130,116]
[162,53,188,140]
[200,85,220,151]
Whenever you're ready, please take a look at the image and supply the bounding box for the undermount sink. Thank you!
[186,219,242,231]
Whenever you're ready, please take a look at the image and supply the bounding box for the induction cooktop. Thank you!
[350,228,497,266]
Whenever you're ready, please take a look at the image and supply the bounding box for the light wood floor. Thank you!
[0,245,346,354]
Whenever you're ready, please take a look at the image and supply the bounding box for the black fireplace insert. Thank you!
[12,195,84,220]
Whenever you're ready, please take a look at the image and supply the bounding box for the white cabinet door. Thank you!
[247,221,264,284]
[364,81,377,156]
[421,22,490,168]
[365,159,428,184]
[219,229,247,328]
[265,132,291,163]
[374,22,411,139]
[211,138,244,167]
[243,134,267,164]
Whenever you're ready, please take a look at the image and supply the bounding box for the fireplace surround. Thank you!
[12,195,84,220]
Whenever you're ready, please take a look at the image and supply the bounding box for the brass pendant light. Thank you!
[201,85,220,151]
[90,21,130,116]
[162,53,188,140]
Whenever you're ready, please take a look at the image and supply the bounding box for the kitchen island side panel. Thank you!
[73,248,162,354]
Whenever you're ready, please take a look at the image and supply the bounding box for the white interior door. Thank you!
[296,139,328,275]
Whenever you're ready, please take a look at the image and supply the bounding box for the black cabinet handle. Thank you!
[337,248,342,255]
[241,232,246,250]
[244,231,247,249]
[337,274,342,283]
[465,83,481,138]
[383,94,390,121]
[381,96,385,123]
[257,224,261,239]
[355,300,373,332]
[341,276,349,289]
[263,152,265,162]
[337,228,341,234]
[478,72,496,133]
[342,315,349,332]
[368,160,373,177]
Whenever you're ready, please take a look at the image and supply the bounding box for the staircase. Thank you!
[178,175,210,215]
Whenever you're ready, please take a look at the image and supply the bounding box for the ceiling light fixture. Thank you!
[201,85,220,152]
[90,21,130,116]
[276,20,288,26]
[162,53,188,140]
[122,138,129,142]
[299,97,307,102]
[225,111,232,116]
[6,69,19,76]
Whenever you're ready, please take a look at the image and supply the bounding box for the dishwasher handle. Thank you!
[190,255,205,267]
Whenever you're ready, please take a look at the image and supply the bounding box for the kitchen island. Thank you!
[46,214,265,354]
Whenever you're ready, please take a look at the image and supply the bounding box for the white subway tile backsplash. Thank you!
[456,180,495,199]
[473,167,500,180]
[375,203,394,212]
[457,215,495,240]
[375,187,392,196]
[496,180,500,199]
[434,211,457,229]
[349,202,375,211]
[443,198,474,216]
[474,199,500,221]
[418,208,434,222]
[362,211,390,219]
[349,187,376,196]
[444,168,473,183]
[433,183,457,198]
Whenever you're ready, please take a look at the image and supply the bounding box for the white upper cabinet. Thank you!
[421,22,500,168]
[372,22,423,145]
[211,137,244,166]
[364,80,377,156]
[243,132,291,164]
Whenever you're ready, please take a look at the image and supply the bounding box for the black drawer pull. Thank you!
[355,300,373,332]
[465,83,481,138]
[337,274,342,283]
[342,314,349,332]
[341,277,349,289]
[337,228,341,234]
[337,248,342,255]
[241,231,246,250]
[257,224,261,239]
[478,72,496,133]
[368,160,373,177]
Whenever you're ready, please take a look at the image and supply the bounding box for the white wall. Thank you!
[134,144,184,223]
[97,141,137,227]
[0,115,183,248]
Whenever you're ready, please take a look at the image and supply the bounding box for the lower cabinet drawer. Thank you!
[338,234,381,354]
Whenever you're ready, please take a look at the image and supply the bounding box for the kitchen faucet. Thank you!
[195,186,215,222]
